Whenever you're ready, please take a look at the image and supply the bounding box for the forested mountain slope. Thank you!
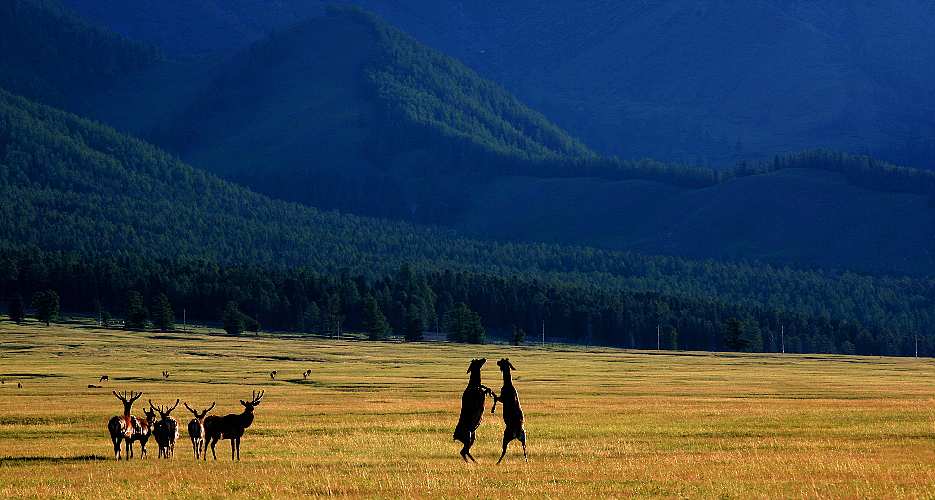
[63,0,935,169]
[2,88,935,350]
[0,0,159,108]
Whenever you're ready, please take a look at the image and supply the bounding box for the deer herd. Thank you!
[103,358,527,463]
[107,389,264,461]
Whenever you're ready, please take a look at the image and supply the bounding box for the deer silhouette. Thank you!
[204,390,264,461]
[453,358,492,462]
[184,401,216,460]
[99,375,109,383]
[107,390,142,460]
[269,370,277,380]
[303,369,311,380]
[493,358,527,463]
[150,399,180,459]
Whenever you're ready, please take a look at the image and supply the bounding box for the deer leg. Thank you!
[231,439,235,461]
[112,436,121,460]
[497,430,512,465]
[520,429,527,462]
[236,438,241,461]
[125,440,132,460]
[210,437,218,460]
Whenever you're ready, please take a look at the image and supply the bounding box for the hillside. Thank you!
[459,167,935,275]
[0,0,160,108]
[92,7,592,223]
[3,89,935,353]
[63,0,935,170]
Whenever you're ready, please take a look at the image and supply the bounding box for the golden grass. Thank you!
[2,320,935,498]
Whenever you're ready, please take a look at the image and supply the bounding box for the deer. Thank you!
[151,399,180,459]
[184,401,216,460]
[453,358,493,463]
[107,390,142,460]
[99,375,109,383]
[269,370,277,380]
[204,390,264,461]
[303,369,311,380]
[162,371,170,380]
[128,404,157,459]
[492,358,527,464]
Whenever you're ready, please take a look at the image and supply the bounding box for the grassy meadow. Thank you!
[2,319,935,498]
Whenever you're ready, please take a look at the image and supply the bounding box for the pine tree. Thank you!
[405,303,424,341]
[125,291,148,330]
[723,317,748,352]
[31,290,59,326]
[662,325,679,350]
[151,293,174,331]
[223,301,245,335]
[8,294,24,324]
[444,303,485,344]
[361,295,391,340]
[511,325,526,345]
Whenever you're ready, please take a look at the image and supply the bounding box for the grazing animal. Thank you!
[151,399,180,459]
[492,358,527,464]
[88,384,102,388]
[107,390,142,460]
[162,371,170,380]
[303,369,311,380]
[17,382,22,389]
[184,401,216,460]
[128,405,157,459]
[453,358,491,463]
[269,370,277,380]
[204,390,264,461]
[99,375,108,382]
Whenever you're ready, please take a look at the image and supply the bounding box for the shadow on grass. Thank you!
[0,455,108,466]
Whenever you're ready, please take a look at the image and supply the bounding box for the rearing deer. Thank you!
[107,390,142,460]
[184,401,216,460]
[453,358,492,462]
[204,390,264,461]
[151,399,180,459]
[492,358,527,464]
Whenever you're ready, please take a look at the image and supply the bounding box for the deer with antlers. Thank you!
[128,404,157,459]
[204,390,264,461]
[107,390,142,460]
[151,399,180,459]
[303,369,311,380]
[184,401,216,460]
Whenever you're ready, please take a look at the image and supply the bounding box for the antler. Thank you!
[205,401,216,413]
[129,391,142,402]
[113,390,127,402]
[149,399,160,413]
[167,399,179,413]
[251,390,265,405]
[184,402,197,416]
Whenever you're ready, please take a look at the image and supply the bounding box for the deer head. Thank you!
[113,390,142,416]
[240,390,264,413]
[497,358,516,380]
[184,402,216,420]
[142,405,157,425]
[149,399,180,420]
[467,358,487,374]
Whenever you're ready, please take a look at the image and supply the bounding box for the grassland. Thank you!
[2,320,935,498]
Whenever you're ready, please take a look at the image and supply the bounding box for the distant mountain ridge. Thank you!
[62,0,935,169]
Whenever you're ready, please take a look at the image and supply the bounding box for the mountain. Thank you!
[3,88,934,344]
[62,0,935,170]
[85,7,594,223]
[0,0,160,108]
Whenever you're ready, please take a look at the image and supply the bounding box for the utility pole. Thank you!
[182,308,186,332]
[541,320,545,346]
[657,324,661,350]
[780,324,785,354]
[915,334,919,358]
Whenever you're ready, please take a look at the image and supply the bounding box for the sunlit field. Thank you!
[2,320,935,498]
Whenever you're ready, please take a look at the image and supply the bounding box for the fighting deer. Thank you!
[184,401,216,460]
[303,369,311,380]
[151,399,180,459]
[453,358,492,462]
[204,390,264,461]
[128,404,157,458]
[269,370,277,380]
[107,390,142,460]
[99,375,109,382]
[492,358,527,463]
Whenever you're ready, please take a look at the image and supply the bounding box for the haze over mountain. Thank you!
[63,0,935,169]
